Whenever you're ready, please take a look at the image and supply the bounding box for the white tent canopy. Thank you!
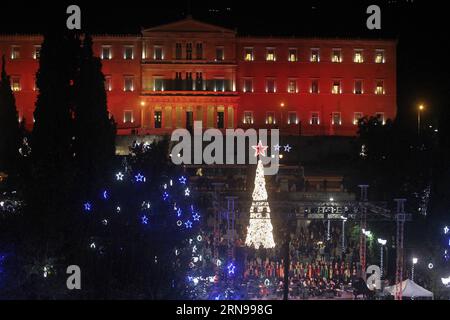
[384,279,434,299]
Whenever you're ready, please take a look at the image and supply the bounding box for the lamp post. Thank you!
[341,216,347,253]
[280,102,285,133]
[377,238,387,277]
[417,105,424,136]
[412,257,418,281]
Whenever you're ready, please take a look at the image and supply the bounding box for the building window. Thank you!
[311,80,319,94]
[196,43,203,60]
[375,49,385,63]
[375,80,385,95]
[288,112,298,125]
[154,78,164,91]
[216,47,224,61]
[243,79,253,93]
[310,112,320,125]
[244,47,254,61]
[11,46,20,60]
[354,49,364,63]
[11,77,21,92]
[353,112,363,125]
[266,48,276,61]
[266,112,275,125]
[375,112,385,125]
[33,45,41,60]
[288,80,297,93]
[153,46,163,60]
[195,72,203,90]
[332,112,342,125]
[123,76,134,92]
[215,78,225,92]
[244,111,254,124]
[175,43,182,60]
[332,80,342,94]
[124,46,134,60]
[104,76,112,91]
[266,79,276,93]
[311,48,320,62]
[186,43,193,60]
[354,80,363,94]
[123,110,134,123]
[332,49,342,63]
[288,48,298,62]
[154,111,162,128]
[101,46,112,60]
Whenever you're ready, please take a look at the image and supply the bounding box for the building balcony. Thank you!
[142,79,237,95]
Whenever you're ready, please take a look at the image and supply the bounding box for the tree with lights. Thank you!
[245,141,276,249]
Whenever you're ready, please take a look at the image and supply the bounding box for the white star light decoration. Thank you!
[116,172,124,181]
[252,141,269,157]
[185,188,190,197]
[445,226,449,235]
[274,144,292,153]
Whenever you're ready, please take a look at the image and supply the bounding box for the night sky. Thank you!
[1,0,448,132]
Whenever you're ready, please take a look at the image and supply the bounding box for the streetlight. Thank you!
[378,238,387,277]
[418,104,424,136]
[412,257,418,281]
[280,102,285,132]
[341,216,348,253]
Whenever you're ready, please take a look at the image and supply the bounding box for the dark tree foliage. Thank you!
[0,55,20,175]
[74,35,116,198]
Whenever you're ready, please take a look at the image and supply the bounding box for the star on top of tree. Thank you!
[252,140,268,157]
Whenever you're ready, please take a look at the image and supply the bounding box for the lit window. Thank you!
[33,45,41,60]
[153,46,163,60]
[288,112,298,125]
[244,48,254,61]
[310,112,320,125]
[375,50,385,63]
[124,46,134,60]
[332,112,342,125]
[354,80,363,94]
[101,46,112,60]
[288,48,298,62]
[311,49,320,62]
[288,80,297,93]
[124,76,134,92]
[311,80,319,94]
[375,112,385,125]
[266,79,276,93]
[266,48,276,61]
[243,79,253,93]
[216,47,224,61]
[123,110,134,123]
[354,50,364,63]
[154,111,162,128]
[332,49,342,63]
[375,80,385,95]
[353,112,363,125]
[266,112,275,125]
[11,46,20,59]
[244,111,254,124]
[11,77,21,92]
[154,78,164,91]
[104,76,112,91]
[332,81,342,94]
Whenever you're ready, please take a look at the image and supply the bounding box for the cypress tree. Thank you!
[0,55,20,174]
[74,34,116,197]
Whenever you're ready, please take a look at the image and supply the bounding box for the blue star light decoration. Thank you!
[162,192,169,201]
[141,215,149,225]
[185,220,193,229]
[179,176,187,185]
[177,208,183,217]
[227,262,236,275]
[102,190,109,200]
[135,173,146,183]
[193,213,200,221]
[83,202,92,212]
[274,144,281,152]
[116,172,124,181]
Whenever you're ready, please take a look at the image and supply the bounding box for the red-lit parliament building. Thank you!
[0,17,396,137]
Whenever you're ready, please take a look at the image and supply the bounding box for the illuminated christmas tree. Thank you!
[245,142,276,249]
